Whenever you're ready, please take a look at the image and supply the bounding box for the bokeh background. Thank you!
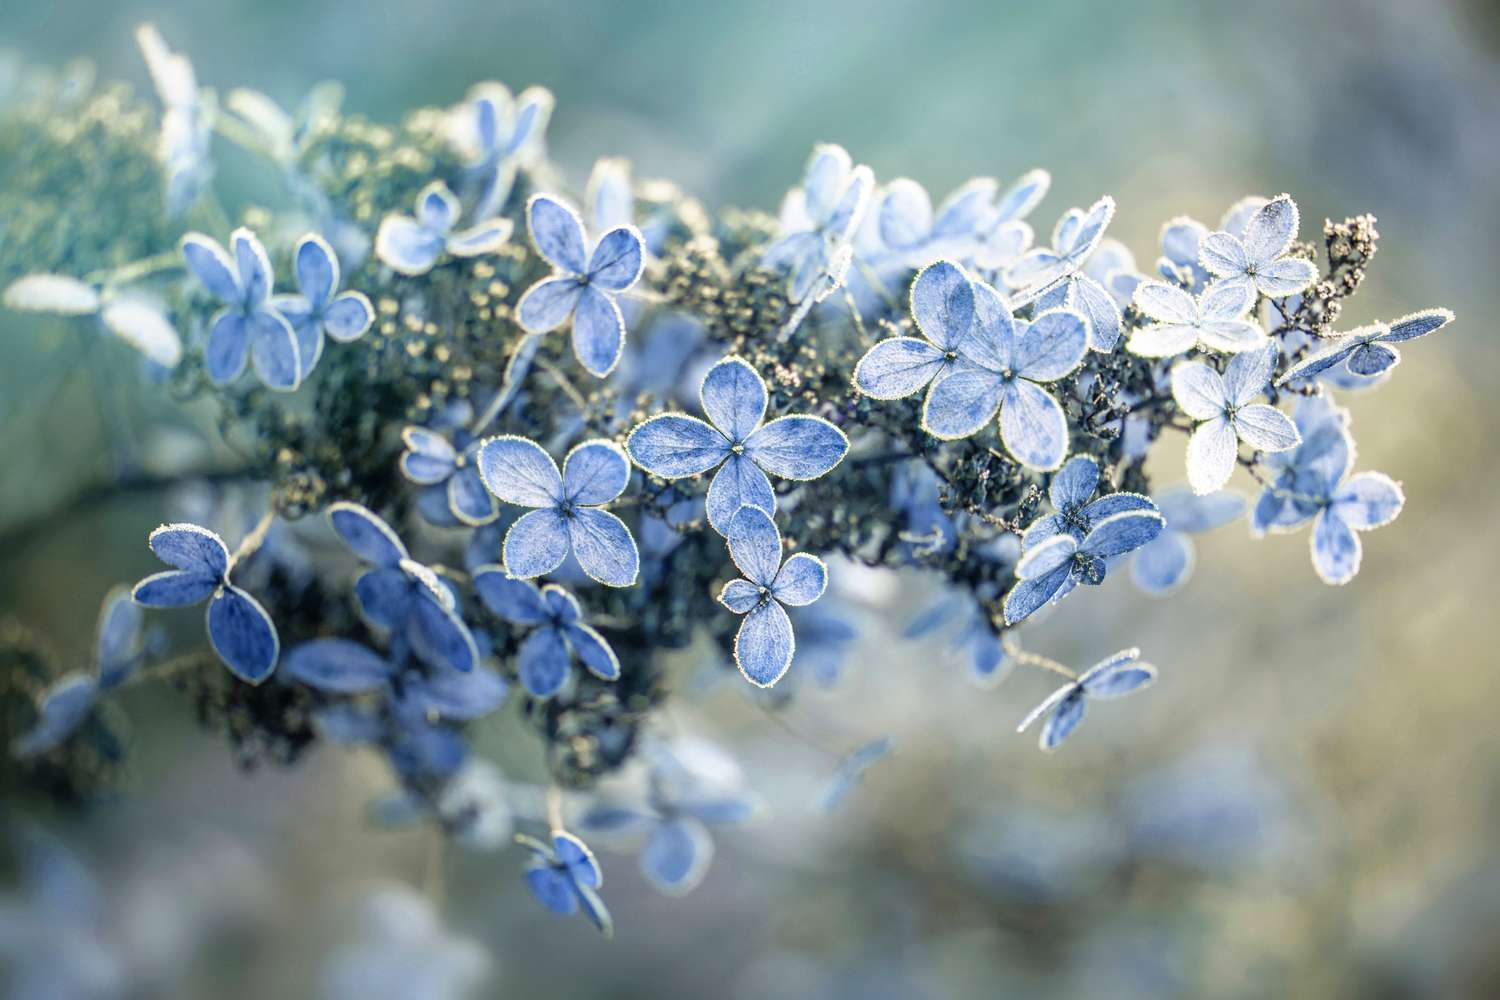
[3,1,1498,996]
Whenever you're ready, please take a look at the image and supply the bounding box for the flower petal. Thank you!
[1242,194,1299,265]
[718,578,762,614]
[408,592,480,674]
[148,522,230,577]
[207,585,279,684]
[853,337,947,399]
[565,507,639,587]
[399,427,458,484]
[247,308,301,391]
[1255,256,1317,297]
[1198,231,1247,277]
[705,453,776,536]
[294,232,338,306]
[473,567,549,625]
[725,504,782,587]
[641,817,714,896]
[282,638,389,693]
[1082,508,1165,559]
[374,215,444,275]
[734,599,795,688]
[516,276,584,333]
[11,675,97,758]
[571,284,625,377]
[181,232,240,303]
[1186,416,1239,494]
[909,260,975,352]
[205,310,250,383]
[587,226,645,291]
[1039,689,1086,751]
[503,508,571,579]
[1232,404,1300,452]
[625,414,729,478]
[528,194,588,273]
[446,218,513,257]
[354,567,415,629]
[743,415,849,480]
[1170,362,1227,420]
[999,379,1068,471]
[772,552,827,607]
[1049,456,1099,511]
[447,465,498,525]
[1130,532,1195,595]
[564,623,619,681]
[328,502,408,567]
[477,435,564,507]
[132,569,219,607]
[563,439,630,505]
[1311,508,1361,585]
[1331,471,1403,530]
[518,627,571,698]
[700,356,767,442]
[920,366,1004,440]
[1013,308,1088,381]
[322,291,374,342]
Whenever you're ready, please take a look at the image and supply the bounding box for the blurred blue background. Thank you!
[2,1,1498,996]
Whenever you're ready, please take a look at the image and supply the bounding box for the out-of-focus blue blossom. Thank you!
[1015,648,1157,751]
[1172,347,1300,494]
[787,601,860,689]
[1130,487,1246,595]
[1199,194,1319,298]
[1083,236,1144,306]
[473,571,618,698]
[821,736,895,811]
[181,228,302,390]
[321,883,491,1000]
[626,355,849,534]
[517,830,612,936]
[476,436,639,587]
[131,522,280,683]
[1278,308,1455,382]
[135,24,212,215]
[3,274,185,369]
[717,505,829,688]
[870,173,1045,272]
[957,804,1119,904]
[1005,508,1163,625]
[453,81,553,221]
[327,503,480,673]
[270,233,374,380]
[888,462,956,559]
[400,422,497,527]
[374,182,513,276]
[515,194,645,378]
[1127,278,1265,357]
[1155,215,1212,291]
[1004,196,1121,350]
[762,143,874,304]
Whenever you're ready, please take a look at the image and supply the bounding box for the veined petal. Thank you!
[626,414,730,478]
[1049,455,1099,511]
[1039,690,1086,751]
[1198,231,1247,277]
[571,284,626,377]
[473,567,550,625]
[131,569,219,608]
[705,455,776,535]
[518,627,571,698]
[328,502,408,567]
[998,379,1068,471]
[247,309,301,391]
[564,622,620,681]
[293,232,339,306]
[180,232,241,303]
[1255,256,1317,297]
[743,415,849,480]
[920,366,1004,440]
[718,578,762,614]
[587,226,645,291]
[148,521,229,577]
[1242,194,1299,265]
[399,427,458,484]
[1311,508,1361,585]
[205,310,250,384]
[1331,472,1403,530]
[726,504,782,587]
[207,585,279,684]
[1232,404,1301,452]
[282,638,389,693]
[1186,416,1238,494]
[1083,508,1164,558]
[852,338,946,399]
[1012,308,1088,382]
[448,465,498,525]
[477,435,564,507]
[503,508,571,579]
[566,508,639,587]
[1127,322,1197,358]
[1170,362,1227,420]
[562,439,631,505]
[772,552,827,606]
[909,260,975,352]
[374,215,444,275]
[734,599,795,687]
[700,356,767,442]
[527,194,588,273]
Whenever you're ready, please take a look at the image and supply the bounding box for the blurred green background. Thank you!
[2,1,1498,996]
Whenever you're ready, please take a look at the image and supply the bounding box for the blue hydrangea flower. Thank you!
[1003,196,1122,351]
[1249,395,1350,535]
[626,355,849,534]
[270,233,374,379]
[1016,649,1157,751]
[822,736,895,811]
[374,181,514,277]
[1082,237,1143,306]
[912,277,1089,470]
[1126,278,1265,357]
[761,144,874,304]
[327,503,480,673]
[518,830,612,936]
[1172,348,1301,494]
[473,570,619,698]
[1129,488,1246,595]
[1004,508,1164,625]
[874,174,1045,271]
[131,522,280,683]
[287,636,507,723]
[971,169,1051,271]
[136,24,212,215]
[717,505,828,688]
[181,228,302,390]
[459,81,553,220]
[475,436,639,587]
[399,425,497,526]
[281,638,395,694]
[515,194,645,378]
[1199,194,1319,299]
[1021,455,1157,548]
[1277,308,1455,383]
[1156,215,1211,291]
[586,156,635,237]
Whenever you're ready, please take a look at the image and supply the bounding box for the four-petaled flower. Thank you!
[374,181,514,277]
[912,273,1089,470]
[761,143,874,304]
[460,81,553,220]
[271,233,374,380]
[1127,279,1265,357]
[400,425,497,526]
[476,437,640,587]
[473,571,619,698]
[853,259,978,403]
[1022,455,1157,548]
[1277,308,1455,384]
[626,355,850,534]
[181,228,301,390]
[1016,648,1157,751]
[716,505,829,688]
[518,830,612,936]
[515,194,645,378]
[328,502,480,674]
[1004,196,1122,351]
[1130,488,1247,595]
[1004,508,1164,625]
[1199,194,1318,299]
[1172,347,1301,495]
[131,522,280,683]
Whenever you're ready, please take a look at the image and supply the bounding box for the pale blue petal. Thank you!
[399,427,458,484]
[1013,309,1088,381]
[563,440,630,505]
[920,366,1004,440]
[1039,690,1086,750]
[641,817,713,895]
[700,356,767,441]
[718,578,762,614]
[564,623,619,681]
[744,415,848,480]
[999,379,1068,471]
[1066,274,1121,352]
[374,216,443,275]
[705,454,776,535]
[735,599,795,687]
[1348,342,1398,376]
[473,567,549,625]
[1082,509,1164,559]
[526,864,577,914]
[207,585,279,684]
[445,218,513,257]
[1003,562,1074,625]
[910,261,975,352]
[878,178,933,249]
[294,233,338,306]
[1233,404,1301,452]
[410,592,479,674]
[726,504,783,587]
[518,627,571,698]
[95,588,143,688]
[247,309,301,391]
[515,276,583,333]
[477,435,564,507]
[12,675,96,758]
[1255,256,1318,297]
[960,280,1018,371]
[541,585,581,624]
[279,302,322,380]
[566,508,639,587]
[205,310,249,383]
[404,664,507,720]
[1221,343,1276,406]
[587,227,645,291]
[1381,308,1454,343]
[1131,532,1194,595]
[932,178,999,237]
[1199,231,1248,277]
[328,502,408,567]
[1081,492,1158,523]
[131,569,218,607]
[448,466,497,525]
[503,508,571,579]
[802,144,852,225]
[354,567,414,629]
[1331,472,1403,529]
[1186,416,1238,495]
[1170,362,1228,421]
[853,337,947,399]
[994,168,1050,221]
[323,291,374,342]
[1082,660,1157,698]
[554,831,603,888]
[1158,488,1245,533]
[772,552,827,606]
[230,229,273,305]
[1049,456,1099,511]
[282,638,389,693]
[1311,508,1361,584]
[148,522,230,576]
[572,284,625,377]
[626,414,729,478]
[528,195,588,273]
[1241,194,1298,264]
[180,232,240,303]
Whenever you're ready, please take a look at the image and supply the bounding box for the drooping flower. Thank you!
[625,355,849,534]
[1277,308,1455,383]
[1126,279,1265,357]
[1198,194,1318,298]
[761,143,874,304]
[514,194,645,378]
[476,437,640,587]
[1016,648,1157,751]
[374,181,513,277]
[271,233,374,379]
[181,228,302,390]
[1129,488,1246,595]
[1021,455,1157,548]
[716,505,828,688]
[473,571,619,698]
[518,830,612,936]
[1003,509,1164,625]
[1172,347,1300,494]
[1004,196,1122,351]
[131,522,280,683]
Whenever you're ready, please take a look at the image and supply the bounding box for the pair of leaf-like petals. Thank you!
[715,506,828,688]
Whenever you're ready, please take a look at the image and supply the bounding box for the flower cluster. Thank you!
[2,24,1454,945]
